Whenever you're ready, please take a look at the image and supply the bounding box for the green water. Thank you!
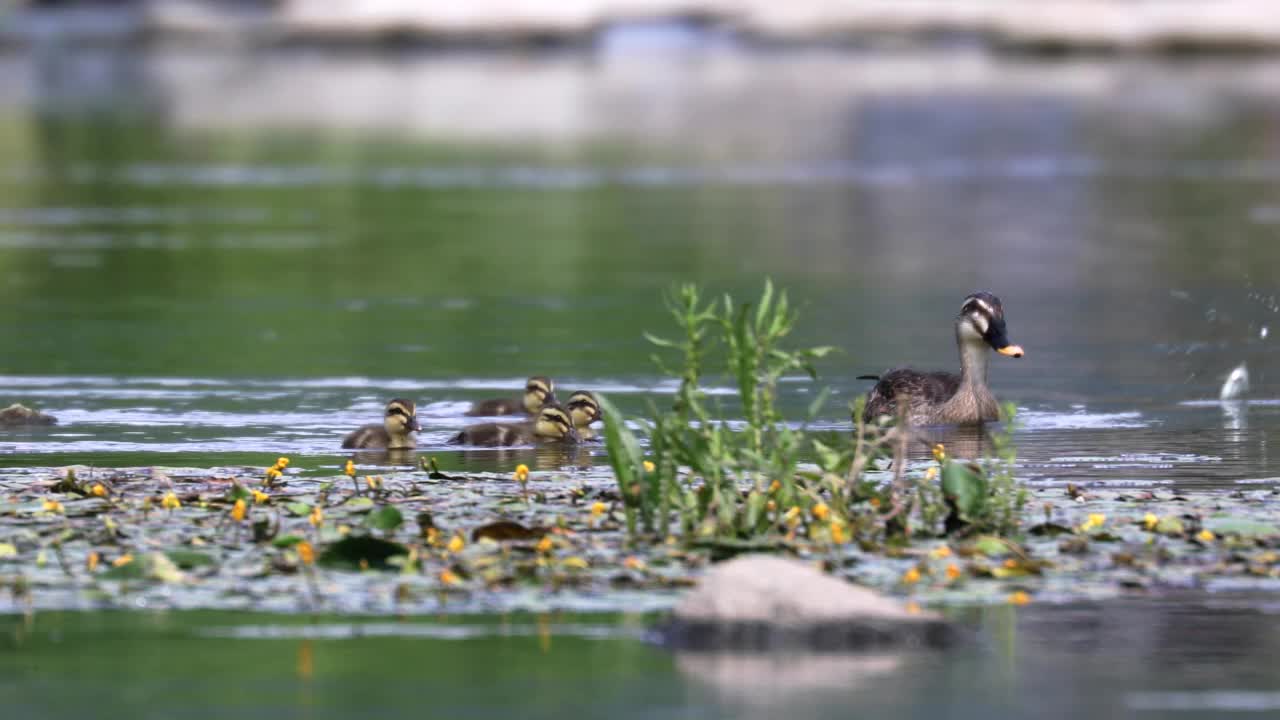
[5,601,1280,719]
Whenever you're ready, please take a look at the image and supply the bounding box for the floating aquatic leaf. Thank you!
[0,542,16,558]
[471,520,545,542]
[365,505,404,532]
[1028,522,1074,537]
[165,550,215,569]
[344,497,376,512]
[271,534,306,548]
[1204,517,1280,538]
[317,536,408,571]
[284,502,312,517]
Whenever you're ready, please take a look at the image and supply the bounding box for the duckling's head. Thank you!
[533,403,579,442]
[383,398,421,437]
[565,390,601,429]
[523,376,556,413]
[957,292,1024,358]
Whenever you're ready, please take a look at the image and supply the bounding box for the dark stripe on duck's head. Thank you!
[538,404,579,440]
[526,376,554,395]
[960,292,1023,358]
[566,391,601,420]
[385,399,421,431]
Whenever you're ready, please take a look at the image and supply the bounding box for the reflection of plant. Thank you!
[603,281,1030,548]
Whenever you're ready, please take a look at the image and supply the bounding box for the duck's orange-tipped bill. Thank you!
[997,345,1024,358]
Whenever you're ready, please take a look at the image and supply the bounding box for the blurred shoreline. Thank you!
[3,1,1280,54]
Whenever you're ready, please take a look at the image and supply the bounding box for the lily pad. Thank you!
[1204,517,1280,538]
[471,520,545,542]
[365,505,404,532]
[317,535,408,571]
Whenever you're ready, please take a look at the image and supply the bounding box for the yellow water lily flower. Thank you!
[230,499,247,522]
[1197,529,1216,542]
[447,534,465,553]
[111,553,134,568]
[1143,513,1158,531]
[344,460,355,477]
[902,567,921,584]
[86,551,100,571]
[296,541,315,565]
[514,464,529,483]
[946,563,962,580]
[439,569,461,586]
[276,457,290,469]
[830,520,848,545]
[91,484,107,498]
[536,536,554,554]
[162,492,181,511]
[252,490,270,505]
[643,460,655,473]
[42,499,64,514]
[931,444,946,462]
[930,545,953,559]
[1008,591,1031,606]
[308,506,324,528]
[590,501,607,517]
[812,503,830,522]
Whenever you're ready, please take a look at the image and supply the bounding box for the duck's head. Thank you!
[565,390,601,429]
[533,403,579,442]
[957,292,1024,358]
[523,376,556,414]
[383,398,421,436]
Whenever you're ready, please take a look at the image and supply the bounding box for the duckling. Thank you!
[342,398,421,450]
[0,403,56,427]
[466,376,555,416]
[449,403,579,447]
[861,292,1024,426]
[565,390,602,440]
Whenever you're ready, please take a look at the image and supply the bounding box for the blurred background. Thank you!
[0,0,1279,470]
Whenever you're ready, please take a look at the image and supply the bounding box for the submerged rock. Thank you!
[663,554,954,650]
[0,403,57,427]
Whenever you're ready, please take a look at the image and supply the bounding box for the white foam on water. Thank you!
[1017,409,1151,430]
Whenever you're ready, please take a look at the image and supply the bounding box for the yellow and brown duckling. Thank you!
[466,375,555,416]
[342,398,421,450]
[565,390,602,440]
[861,292,1024,426]
[449,403,579,447]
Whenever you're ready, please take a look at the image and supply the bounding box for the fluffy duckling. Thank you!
[0,403,57,426]
[466,376,556,416]
[342,398,421,450]
[861,292,1024,426]
[565,390,602,440]
[449,403,579,447]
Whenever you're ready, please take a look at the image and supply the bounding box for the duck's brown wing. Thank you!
[450,422,531,447]
[466,397,522,417]
[342,424,389,449]
[862,368,961,422]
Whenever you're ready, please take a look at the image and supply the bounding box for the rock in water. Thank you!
[663,554,954,650]
[0,403,57,427]
[1220,363,1250,401]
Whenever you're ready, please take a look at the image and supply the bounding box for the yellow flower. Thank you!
[514,464,530,483]
[111,553,134,568]
[868,497,881,509]
[931,444,946,462]
[766,500,777,512]
[365,475,381,491]
[643,461,655,473]
[1081,513,1106,531]
[930,545,953,559]
[1008,590,1031,606]
[905,601,922,615]
[590,501,607,517]
[91,484,107,498]
[924,467,939,481]
[830,520,848,545]
[162,492,181,511]
[86,551,100,571]
[425,527,441,547]
[276,457,290,469]
[265,467,282,482]
[344,460,355,477]
[902,567,921,584]
[42,498,64,514]
[782,506,802,526]
[252,490,270,505]
[536,536,554,554]
[812,503,830,521]
[1003,558,1019,569]
[945,563,962,580]
[1143,513,1159,531]
[439,569,460,586]
[308,506,324,528]
[623,556,645,571]
[1197,529,1216,542]
[230,498,247,522]
[447,534,465,553]
[767,480,781,493]
[297,541,315,565]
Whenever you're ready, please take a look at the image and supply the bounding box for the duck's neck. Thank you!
[958,338,989,387]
